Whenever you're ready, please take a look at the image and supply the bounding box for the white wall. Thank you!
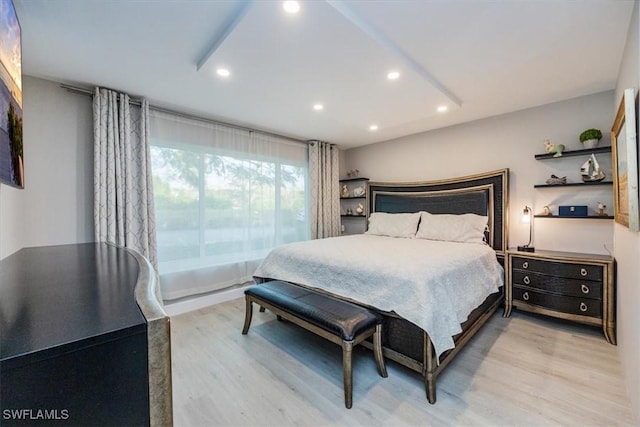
[0,76,94,259]
[0,180,25,257]
[614,0,640,422]
[343,91,615,255]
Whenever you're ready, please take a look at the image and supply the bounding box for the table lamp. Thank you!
[517,206,535,252]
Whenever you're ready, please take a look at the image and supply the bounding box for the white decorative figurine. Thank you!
[355,203,364,215]
[580,154,606,182]
[353,186,365,197]
[597,202,607,217]
[543,139,565,157]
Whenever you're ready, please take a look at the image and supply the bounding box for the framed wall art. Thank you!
[611,87,639,231]
[0,0,23,188]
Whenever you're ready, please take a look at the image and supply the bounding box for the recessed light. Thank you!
[283,1,300,14]
[437,105,448,113]
[387,71,400,80]
[313,103,324,111]
[216,68,230,77]
[369,125,379,131]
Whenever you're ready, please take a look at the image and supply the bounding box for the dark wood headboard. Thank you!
[368,169,509,255]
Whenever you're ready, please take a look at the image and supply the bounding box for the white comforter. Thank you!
[253,234,504,359]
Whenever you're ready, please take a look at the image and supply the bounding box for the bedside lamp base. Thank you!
[517,245,535,252]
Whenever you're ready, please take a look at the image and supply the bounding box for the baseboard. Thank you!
[163,285,249,317]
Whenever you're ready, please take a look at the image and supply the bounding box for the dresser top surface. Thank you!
[0,243,146,363]
[508,248,614,263]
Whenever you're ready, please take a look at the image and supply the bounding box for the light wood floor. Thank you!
[170,298,635,426]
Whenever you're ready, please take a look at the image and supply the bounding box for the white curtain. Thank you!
[93,87,157,268]
[149,110,309,300]
[309,140,340,239]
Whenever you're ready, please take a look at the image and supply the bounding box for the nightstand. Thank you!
[504,249,616,344]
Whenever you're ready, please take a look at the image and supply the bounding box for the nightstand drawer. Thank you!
[512,271,602,300]
[512,256,603,281]
[513,287,602,318]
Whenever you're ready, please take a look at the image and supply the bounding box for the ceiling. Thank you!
[14,0,635,149]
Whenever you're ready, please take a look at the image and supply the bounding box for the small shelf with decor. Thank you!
[534,215,614,219]
[534,182,613,188]
[339,177,369,235]
[533,139,613,220]
[534,146,611,160]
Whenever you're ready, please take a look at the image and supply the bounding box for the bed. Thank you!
[253,168,509,404]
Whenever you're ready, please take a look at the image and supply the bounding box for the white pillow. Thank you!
[416,211,488,244]
[365,212,421,238]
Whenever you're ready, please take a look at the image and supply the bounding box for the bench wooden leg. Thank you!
[342,341,353,409]
[373,324,387,378]
[242,296,253,335]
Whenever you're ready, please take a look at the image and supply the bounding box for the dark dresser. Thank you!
[503,249,615,344]
[0,243,172,426]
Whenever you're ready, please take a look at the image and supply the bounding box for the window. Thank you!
[150,111,308,300]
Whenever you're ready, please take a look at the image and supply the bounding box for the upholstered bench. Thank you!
[242,280,387,409]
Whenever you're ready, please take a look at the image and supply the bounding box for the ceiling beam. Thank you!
[196,0,256,71]
[327,0,462,108]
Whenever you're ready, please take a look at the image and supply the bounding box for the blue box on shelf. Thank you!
[559,205,588,217]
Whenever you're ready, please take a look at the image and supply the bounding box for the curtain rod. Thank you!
[60,83,310,146]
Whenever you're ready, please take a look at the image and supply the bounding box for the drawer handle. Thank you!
[580,268,588,277]
[580,302,588,312]
[522,261,529,269]
[522,292,530,301]
[581,284,590,294]
[523,276,531,285]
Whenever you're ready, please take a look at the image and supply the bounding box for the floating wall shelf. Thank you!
[534,146,611,160]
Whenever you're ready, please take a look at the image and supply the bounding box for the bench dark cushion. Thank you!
[245,281,382,342]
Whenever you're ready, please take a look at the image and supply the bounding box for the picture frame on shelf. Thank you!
[611,88,639,231]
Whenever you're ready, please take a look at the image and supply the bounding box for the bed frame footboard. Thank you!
[362,288,503,404]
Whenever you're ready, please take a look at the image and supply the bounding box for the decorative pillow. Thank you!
[365,212,421,238]
[416,211,488,244]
